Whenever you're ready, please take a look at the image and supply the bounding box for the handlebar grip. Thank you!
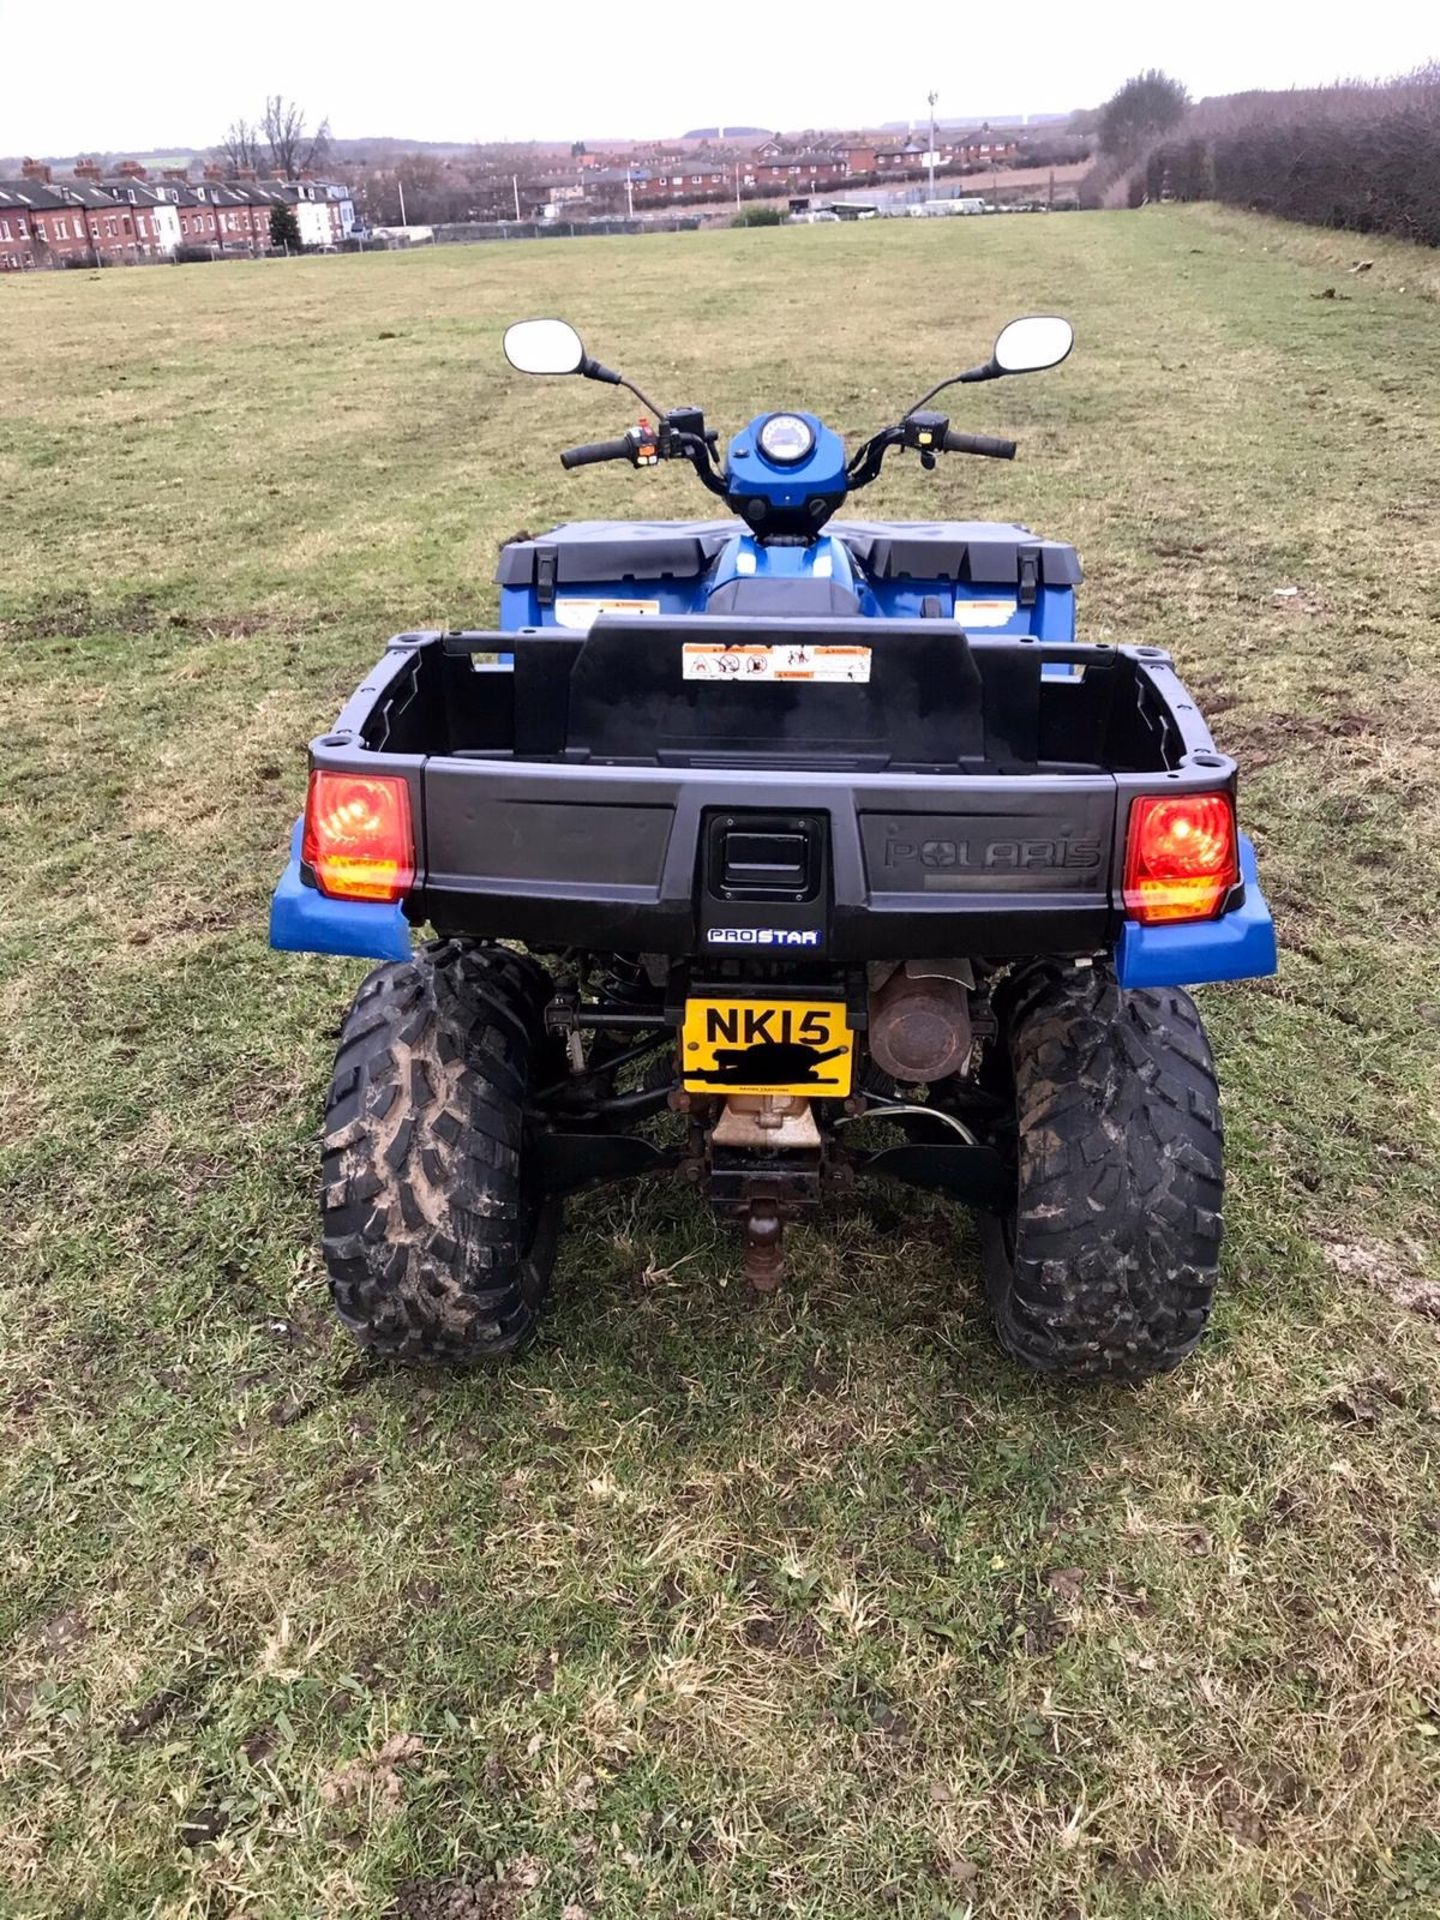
[560,437,633,471]
[943,430,1018,460]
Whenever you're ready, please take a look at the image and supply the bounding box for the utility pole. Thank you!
[513,173,522,221]
[735,160,741,210]
[626,164,634,220]
[397,175,407,226]
[927,88,938,200]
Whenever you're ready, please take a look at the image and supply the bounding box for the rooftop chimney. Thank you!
[73,158,103,181]
[21,157,52,183]
[162,167,189,182]
[117,160,147,179]
[235,166,256,181]
[203,163,226,182]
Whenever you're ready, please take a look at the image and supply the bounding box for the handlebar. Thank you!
[941,430,1017,460]
[560,419,1020,487]
[846,415,1021,490]
[560,437,635,470]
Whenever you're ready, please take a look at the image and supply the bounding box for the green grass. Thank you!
[2,208,1439,1920]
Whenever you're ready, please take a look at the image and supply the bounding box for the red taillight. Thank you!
[302,770,415,903]
[1123,792,1237,925]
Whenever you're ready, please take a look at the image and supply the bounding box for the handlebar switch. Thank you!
[901,409,950,452]
[630,420,660,468]
[664,405,706,439]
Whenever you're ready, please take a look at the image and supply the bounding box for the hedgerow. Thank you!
[1138,66,1440,246]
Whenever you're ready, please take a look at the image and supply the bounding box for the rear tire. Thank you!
[981,962,1224,1384]
[320,940,558,1362]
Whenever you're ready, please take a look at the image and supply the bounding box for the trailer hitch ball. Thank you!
[867,967,973,1084]
[743,1202,785,1291]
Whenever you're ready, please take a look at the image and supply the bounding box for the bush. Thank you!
[171,245,215,265]
[1141,66,1440,247]
[270,203,303,250]
[1142,137,1212,204]
[732,204,785,227]
[1077,155,1129,210]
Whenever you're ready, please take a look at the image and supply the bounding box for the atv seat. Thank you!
[705,579,862,617]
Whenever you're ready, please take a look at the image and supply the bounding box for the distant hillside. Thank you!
[13,136,543,173]
[329,137,503,160]
[19,148,210,171]
[878,111,1076,132]
[11,107,1085,179]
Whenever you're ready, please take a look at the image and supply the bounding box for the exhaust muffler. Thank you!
[867,963,973,1084]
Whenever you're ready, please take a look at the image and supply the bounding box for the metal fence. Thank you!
[425,216,705,246]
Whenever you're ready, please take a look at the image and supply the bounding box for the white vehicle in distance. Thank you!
[910,197,991,217]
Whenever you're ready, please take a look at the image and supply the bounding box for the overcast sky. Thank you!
[5,0,1436,155]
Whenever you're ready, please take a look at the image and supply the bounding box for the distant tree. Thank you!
[1016,130,1095,167]
[384,152,452,223]
[269,202,302,249]
[1099,70,1190,158]
[219,118,262,172]
[217,95,332,179]
[397,151,444,194]
[261,94,331,177]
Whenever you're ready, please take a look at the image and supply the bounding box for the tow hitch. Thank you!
[706,1094,827,1291]
[743,1203,785,1291]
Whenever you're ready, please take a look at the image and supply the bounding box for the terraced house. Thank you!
[0,157,355,270]
[0,164,159,269]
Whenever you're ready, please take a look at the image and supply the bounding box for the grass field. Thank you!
[2,207,1439,1920]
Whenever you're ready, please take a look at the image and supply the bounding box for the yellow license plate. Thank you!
[681,997,853,1097]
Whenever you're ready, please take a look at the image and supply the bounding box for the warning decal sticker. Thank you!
[682,643,871,684]
[553,598,661,630]
[954,598,1019,628]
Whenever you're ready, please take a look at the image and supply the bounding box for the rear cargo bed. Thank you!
[305,616,1236,961]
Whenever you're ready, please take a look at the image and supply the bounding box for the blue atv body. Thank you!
[272,315,1275,1381]
[496,518,1079,638]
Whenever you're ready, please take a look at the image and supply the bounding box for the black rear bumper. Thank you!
[302,623,1237,964]
[415,756,1120,959]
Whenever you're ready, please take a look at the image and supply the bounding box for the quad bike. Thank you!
[271,314,1276,1381]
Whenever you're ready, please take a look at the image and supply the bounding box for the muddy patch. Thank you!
[1210,706,1377,772]
[25,1607,90,1658]
[384,1855,545,1920]
[1325,1239,1440,1320]
[322,1731,427,1808]
[0,593,366,647]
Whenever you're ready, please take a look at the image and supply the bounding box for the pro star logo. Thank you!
[705,927,820,948]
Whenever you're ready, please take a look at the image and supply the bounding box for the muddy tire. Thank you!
[982,962,1223,1384]
[320,940,558,1362]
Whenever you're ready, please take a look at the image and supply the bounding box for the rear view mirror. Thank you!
[503,318,586,376]
[992,315,1074,375]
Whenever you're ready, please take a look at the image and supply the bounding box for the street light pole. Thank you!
[927,89,937,199]
[626,164,634,220]
[513,173,522,221]
[397,175,407,226]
